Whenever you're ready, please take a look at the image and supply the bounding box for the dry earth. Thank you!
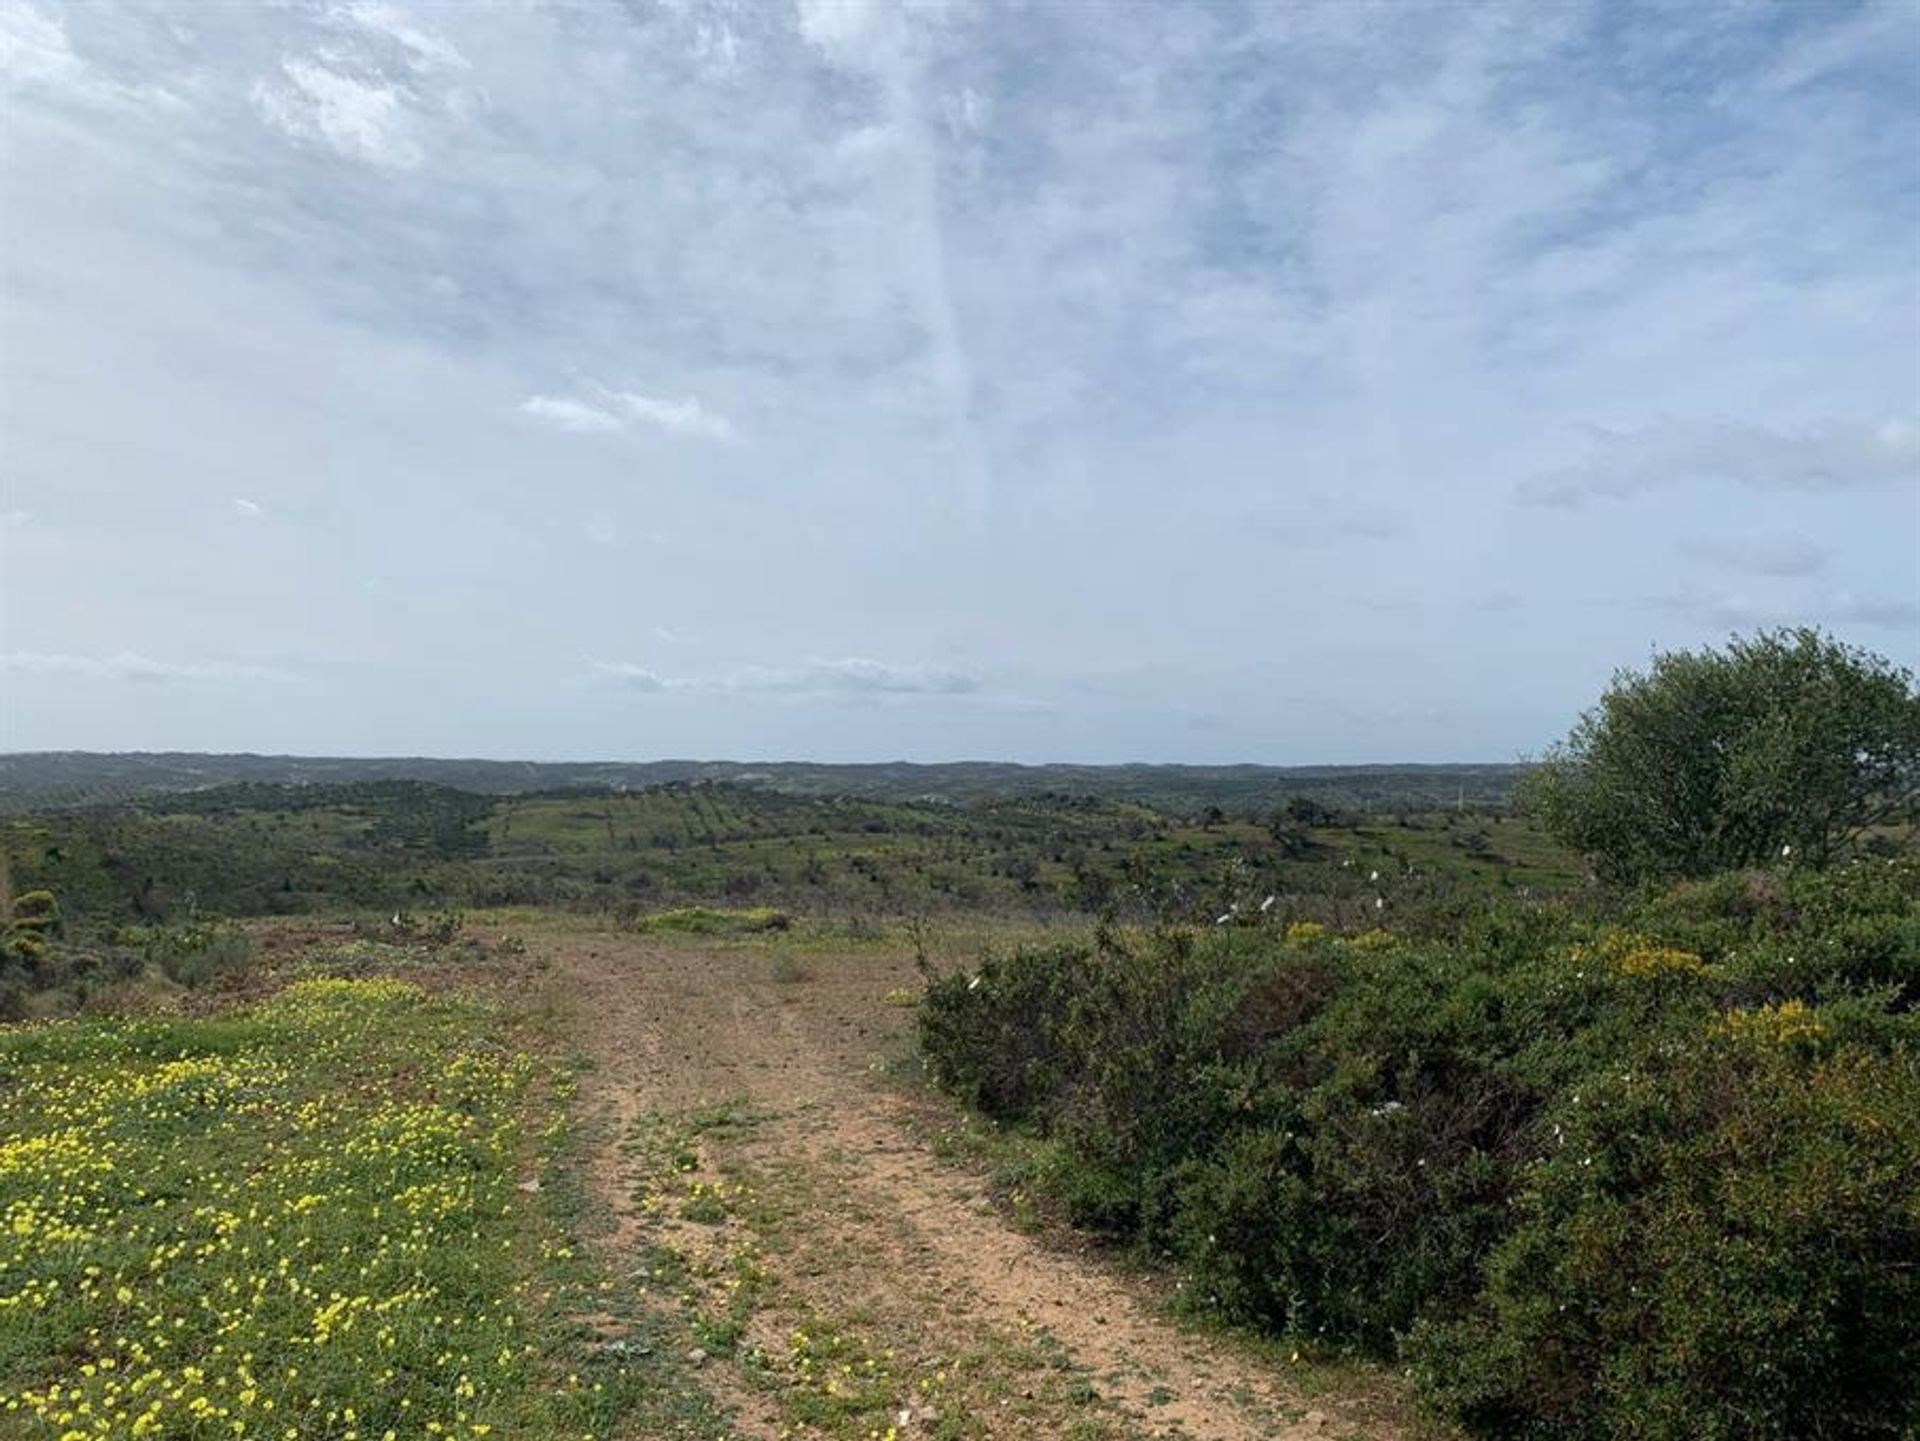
[538,928,1417,1441]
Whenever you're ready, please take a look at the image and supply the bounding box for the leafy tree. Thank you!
[1521,629,1920,882]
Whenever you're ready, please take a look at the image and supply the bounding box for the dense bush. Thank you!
[1521,629,1920,882]
[918,859,1920,1436]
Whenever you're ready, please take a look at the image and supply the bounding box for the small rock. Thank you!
[516,1178,541,1192]
[1303,1411,1328,1430]
[686,1347,708,1367]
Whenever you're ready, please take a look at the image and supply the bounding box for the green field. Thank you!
[1,780,1581,960]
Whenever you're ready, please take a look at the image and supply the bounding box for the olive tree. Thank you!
[1520,628,1920,882]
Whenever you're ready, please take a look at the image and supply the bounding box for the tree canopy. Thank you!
[1521,628,1920,882]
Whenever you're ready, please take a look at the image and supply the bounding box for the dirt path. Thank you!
[547,931,1407,1441]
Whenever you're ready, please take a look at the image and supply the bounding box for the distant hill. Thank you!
[0,750,1525,817]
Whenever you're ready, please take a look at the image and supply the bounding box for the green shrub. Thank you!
[633,905,792,937]
[918,866,1920,1435]
[1411,1005,1920,1438]
[1,888,62,976]
[139,923,255,988]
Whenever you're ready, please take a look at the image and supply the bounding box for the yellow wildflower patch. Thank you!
[0,979,550,1439]
[1718,998,1829,1046]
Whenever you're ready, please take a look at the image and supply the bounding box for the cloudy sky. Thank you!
[2,0,1915,764]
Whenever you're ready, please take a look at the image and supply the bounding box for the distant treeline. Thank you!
[0,751,1523,818]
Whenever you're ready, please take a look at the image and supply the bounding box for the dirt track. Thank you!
[548,932,1405,1441]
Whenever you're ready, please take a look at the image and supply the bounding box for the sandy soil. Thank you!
[547,930,1407,1441]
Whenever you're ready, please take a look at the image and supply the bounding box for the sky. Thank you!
[1,0,1915,765]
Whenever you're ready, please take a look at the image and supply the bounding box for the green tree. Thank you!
[1521,628,1920,882]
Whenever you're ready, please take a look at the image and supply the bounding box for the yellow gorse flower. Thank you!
[1718,998,1829,1045]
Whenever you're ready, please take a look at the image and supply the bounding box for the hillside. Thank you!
[0,751,1524,817]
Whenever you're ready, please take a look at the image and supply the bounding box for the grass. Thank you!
[633,905,793,938]
[0,977,728,1440]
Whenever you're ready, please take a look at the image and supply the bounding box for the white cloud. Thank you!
[4,1,1915,758]
[608,391,736,442]
[592,661,669,691]
[592,657,980,698]
[252,58,420,167]
[336,2,468,74]
[232,497,265,518]
[0,1,176,108]
[519,385,736,441]
[739,658,978,696]
[519,395,625,434]
[1519,418,1919,508]
[795,0,892,67]
[1,652,294,682]
[0,0,81,87]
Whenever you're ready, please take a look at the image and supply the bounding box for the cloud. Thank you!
[232,498,265,518]
[518,395,625,434]
[0,0,82,88]
[0,1,176,108]
[1677,532,1825,578]
[1520,418,1919,508]
[794,0,901,72]
[252,58,421,168]
[1651,591,1919,633]
[592,657,980,698]
[1,652,294,682]
[336,2,469,75]
[592,661,670,692]
[611,392,736,442]
[519,385,736,441]
[4,1,1916,758]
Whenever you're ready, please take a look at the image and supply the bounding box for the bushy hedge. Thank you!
[918,860,1920,1437]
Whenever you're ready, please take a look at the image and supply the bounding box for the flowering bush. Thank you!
[919,859,1920,1436]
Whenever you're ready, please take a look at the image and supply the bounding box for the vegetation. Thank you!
[911,633,1920,1438]
[0,977,724,1440]
[916,858,1920,1437]
[1522,628,1920,882]
[633,905,793,937]
[0,753,1523,819]
[1,780,1577,987]
[3,629,1915,1436]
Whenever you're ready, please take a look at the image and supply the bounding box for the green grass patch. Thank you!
[633,905,793,938]
[0,977,725,1439]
